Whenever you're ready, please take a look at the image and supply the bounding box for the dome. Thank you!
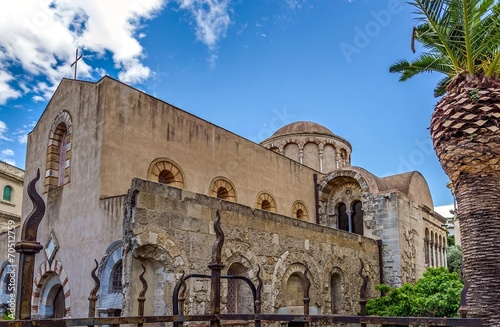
[271,121,335,138]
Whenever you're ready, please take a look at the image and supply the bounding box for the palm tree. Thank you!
[389,0,500,325]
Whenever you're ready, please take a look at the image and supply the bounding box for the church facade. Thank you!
[0,76,447,319]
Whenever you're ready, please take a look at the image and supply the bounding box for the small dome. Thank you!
[271,121,335,138]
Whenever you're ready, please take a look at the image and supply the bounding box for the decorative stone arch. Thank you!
[292,201,308,220]
[304,137,322,145]
[45,110,73,189]
[256,191,276,212]
[329,267,345,314]
[319,168,380,203]
[284,138,302,146]
[209,177,237,202]
[97,240,124,312]
[222,241,260,275]
[264,141,283,154]
[32,260,71,318]
[271,251,322,310]
[223,251,258,314]
[148,158,185,188]
[131,231,189,316]
[133,230,189,273]
[282,139,301,162]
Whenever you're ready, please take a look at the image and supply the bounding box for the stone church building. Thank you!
[0,76,447,319]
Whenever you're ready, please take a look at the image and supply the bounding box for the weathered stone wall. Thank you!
[123,178,381,317]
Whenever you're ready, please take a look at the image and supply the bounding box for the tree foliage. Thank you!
[447,234,455,247]
[367,267,463,319]
[447,245,463,273]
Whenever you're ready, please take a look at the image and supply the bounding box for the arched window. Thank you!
[227,263,251,313]
[37,272,66,318]
[292,201,308,220]
[45,111,72,189]
[256,192,276,212]
[58,129,68,186]
[337,203,348,231]
[340,149,348,167]
[330,272,343,314]
[286,272,305,307]
[2,185,12,202]
[109,260,123,293]
[148,159,185,188]
[352,200,364,235]
[209,178,236,202]
[98,240,123,311]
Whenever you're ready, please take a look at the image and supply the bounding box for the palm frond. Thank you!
[390,54,454,82]
[391,0,500,95]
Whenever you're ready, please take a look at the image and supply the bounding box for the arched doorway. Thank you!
[38,273,66,318]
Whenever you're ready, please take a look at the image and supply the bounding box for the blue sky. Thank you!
[0,0,455,207]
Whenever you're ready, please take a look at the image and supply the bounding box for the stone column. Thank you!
[319,151,324,173]
[424,239,430,267]
[444,246,448,268]
[298,142,304,164]
[434,244,439,267]
[430,242,434,267]
[347,211,353,233]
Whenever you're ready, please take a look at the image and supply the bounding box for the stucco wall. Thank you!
[123,178,380,317]
[21,79,125,318]
[98,78,317,221]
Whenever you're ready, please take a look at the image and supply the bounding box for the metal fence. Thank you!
[1,171,482,327]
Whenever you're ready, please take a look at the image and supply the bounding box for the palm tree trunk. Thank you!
[455,172,500,325]
[430,77,500,325]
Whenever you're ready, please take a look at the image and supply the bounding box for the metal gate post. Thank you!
[15,170,45,320]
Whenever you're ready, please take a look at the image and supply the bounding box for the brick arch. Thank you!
[32,260,71,317]
[292,201,308,220]
[304,137,322,145]
[209,177,237,202]
[256,191,276,212]
[45,111,73,189]
[148,158,185,188]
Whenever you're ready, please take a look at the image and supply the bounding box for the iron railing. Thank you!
[0,170,482,327]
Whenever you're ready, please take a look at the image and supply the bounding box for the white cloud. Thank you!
[177,0,231,49]
[18,134,28,144]
[0,121,12,141]
[0,70,21,105]
[32,95,45,102]
[1,149,14,156]
[0,0,233,105]
[0,0,166,103]
[12,121,36,144]
[207,53,218,69]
